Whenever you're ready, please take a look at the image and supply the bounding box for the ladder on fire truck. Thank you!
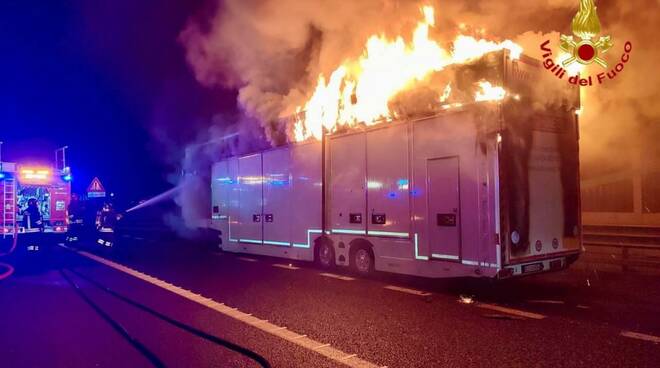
[2,177,16,237]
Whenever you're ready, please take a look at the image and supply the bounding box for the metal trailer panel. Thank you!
[411,112,488,273]
[329,132,366,236]
[290,142,322,253]
[324,113,496,278]
[528,130,565,255]
[262,148,291,246]
[211,158,240,247]
[211,161,228,220]
[501,53,581,269]
[366,124,410,238]
[227,157,240,245]
[426,156,461,261]
[237,154,263,244]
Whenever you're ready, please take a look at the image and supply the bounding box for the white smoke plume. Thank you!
[180,0,658,159]
[164,113,269,236]
[172,0,659,226]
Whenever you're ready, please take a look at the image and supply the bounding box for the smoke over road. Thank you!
[166,0,659,230]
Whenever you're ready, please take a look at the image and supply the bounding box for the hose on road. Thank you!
[66,268,271,368]
[59,269,166,367]
[0,263,14,281]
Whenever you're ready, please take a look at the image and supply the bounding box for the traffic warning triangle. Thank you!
[87,177,106,193]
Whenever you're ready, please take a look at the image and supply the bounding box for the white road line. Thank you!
[238,257,258,262]
[476,303,546,320]
[526,300,565,305]
[384,285,432,297]
[620,331,660,344]
[319,273,355,281]
[272,263,300,270]
[61,245,379,368]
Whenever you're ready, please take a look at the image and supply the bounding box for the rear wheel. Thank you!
[352,247,374,275]
[316,240,335,268]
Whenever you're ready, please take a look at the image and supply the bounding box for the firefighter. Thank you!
[66,193,85,243]
[22,198,44,251]
[96,202,119,248]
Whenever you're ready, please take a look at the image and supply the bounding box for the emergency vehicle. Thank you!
[209,50,582,279]
[0,161,72,242]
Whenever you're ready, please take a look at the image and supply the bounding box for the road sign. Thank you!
[87,177,106,198]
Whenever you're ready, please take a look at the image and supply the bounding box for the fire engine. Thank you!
[0,157,72,246]
[209,50,582,279]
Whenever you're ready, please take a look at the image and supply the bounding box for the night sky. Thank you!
[0,1,237,204]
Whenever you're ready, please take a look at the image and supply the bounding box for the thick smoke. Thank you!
[172,0,659,230]
[180,0,436,144]
[162,113,269,237]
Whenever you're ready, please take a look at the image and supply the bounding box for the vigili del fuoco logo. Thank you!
[539,0,631,86]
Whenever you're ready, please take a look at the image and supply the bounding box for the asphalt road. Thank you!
[1,232,659,367]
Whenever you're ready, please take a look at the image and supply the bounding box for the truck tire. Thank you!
[352,246,374,275]
[315,240,335,269]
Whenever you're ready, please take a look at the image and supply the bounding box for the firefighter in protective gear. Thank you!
[96,202,120,247]
[22,198,43,251]
[66,193,85,243]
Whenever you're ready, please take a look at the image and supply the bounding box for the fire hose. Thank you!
[61,268,271,367]
[0,224,18,281]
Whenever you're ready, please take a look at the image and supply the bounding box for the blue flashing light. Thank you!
[63,174,73,181]
[387,191,398,199]
[397,179,409,186]
[0,172,5,180]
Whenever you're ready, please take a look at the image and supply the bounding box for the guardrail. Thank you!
[583,242,660,270]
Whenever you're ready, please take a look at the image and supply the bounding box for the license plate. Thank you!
[522,263,544,273]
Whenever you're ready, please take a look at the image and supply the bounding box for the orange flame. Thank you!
[293,5,522,142]
[475,80,506,102]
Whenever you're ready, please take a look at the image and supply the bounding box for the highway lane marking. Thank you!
[384,285,432,297]
[61,245,382,368]
[319,273,355,281]
[620,331,660,344]
[526,300,565,305]
[476,303,546,320]
[238,257,258,262]
[272,263,300,270]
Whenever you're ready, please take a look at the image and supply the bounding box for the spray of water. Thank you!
[125,183,186,213]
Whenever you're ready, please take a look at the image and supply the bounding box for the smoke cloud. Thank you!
[171,0,659,229]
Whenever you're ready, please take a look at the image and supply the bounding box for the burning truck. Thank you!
[207,7,581,279]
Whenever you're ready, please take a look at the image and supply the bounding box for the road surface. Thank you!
[1,231,659,367]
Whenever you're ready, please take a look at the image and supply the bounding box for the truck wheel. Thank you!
[352,247,374,275]
[316,241,335,269]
